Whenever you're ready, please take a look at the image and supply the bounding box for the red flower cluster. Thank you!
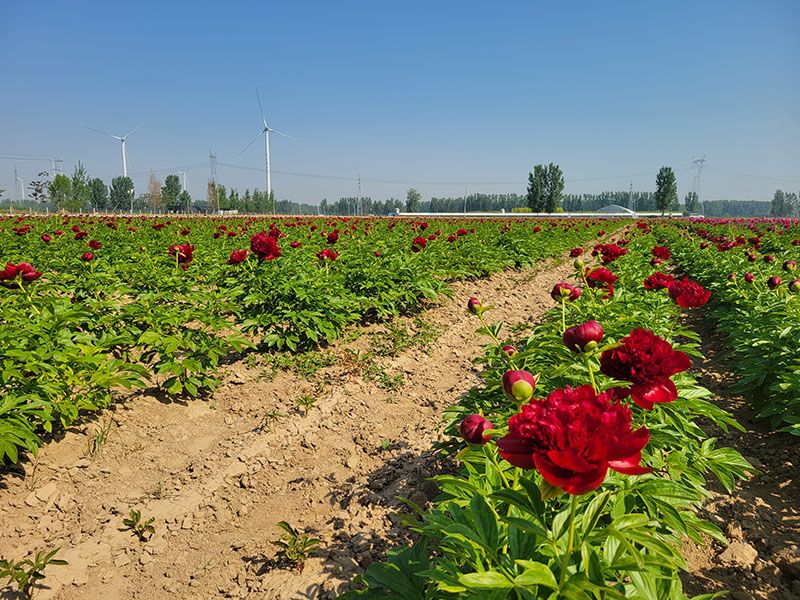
[569,247,584,257]
[550,282,581,302]
[594,243,627,264]
[667,277,711,308]
[317,248,339,261]
[651,246,671,260]
[88,240,102,250]
[643,271,674,290]
[0,262,42,287]
[228,249,249,265]
[411,236,427,252]
[168,243,194,269]
[600,328,691,409]
[497,385,651,495]
[585,267,617,299]
[250,232,281,261]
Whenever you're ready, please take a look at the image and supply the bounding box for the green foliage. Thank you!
[109,176,134,209]
[0,547,67,600]
[69,162,91,212]
[406,188,422,212]
[89,178,109,210]
[271,521,321,571]
[527,163,564,213]
[47,174,71,210]
[654,166,678,214]
[122,509,156,541]
[162,174,181,208]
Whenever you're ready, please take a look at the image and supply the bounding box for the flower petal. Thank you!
[496,435,536,469]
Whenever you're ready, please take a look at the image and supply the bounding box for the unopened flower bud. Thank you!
[783,260,797,272]
[502,344,517,356]
[789,279,800,294]
[767,276,782,289]
[502,370,537,403]
[460,414,493,445]
[562,320,604,353]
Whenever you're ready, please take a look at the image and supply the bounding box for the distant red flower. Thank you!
[569,247,584,257]
[767,276,782,289]
[411,236,427,252]
[74,231,88,240]
[317,248,338,261]
[54,229,63,236]
[643,271,674,290]
[80,252,95,262]
[667,277,711,308]
[783,260,797,272]
[447,234,457,243]
[460,414,493,445]
[0,262,42,287]
[213,231,221,239]
[374,250,382,257]
[326,230,339,245]
[181,228,191,235]
[550,282,581,302]
[168,243,194,269]
[600,328,691,409]
[290,241,301,248]
[41,234,51,243]
[651,246,671,260]
[496,384,652,494]
[13,225,31,236]
[228,249,248,265]
[596,243,627,264]
[744,273,755,283]
[456,228,468,237]
[250,232,281,261]
[88,240,102,250]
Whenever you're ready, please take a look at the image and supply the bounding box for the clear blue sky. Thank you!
[1,1,798,205]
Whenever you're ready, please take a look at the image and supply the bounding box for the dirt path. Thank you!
[680,318,800,600]
[0,257,575,600]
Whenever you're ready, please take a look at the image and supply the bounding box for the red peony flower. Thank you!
[80,252,95,262]
[569,247,584,258]
[496,384,652,494]
[168,243,194,269]
[563,320,603,353]
[326,230,339,245]
[74,231,88,240]
[411,236,427,252]
[460,414,493,445]
[651,246,671,260]
[502,370,538,403]
[88,240,102,250]
[585,267,617,299]
[317,248,338,261]
[600,328,691,409]
[290,241,301,248]
[0,262,42,287]
[228,249,248,265]
[667,277,711,308]
[596,243,627,264]
[502,344,517,356]
[744,273,755,283]
[550,282,581,302]
[767,276,782,289]
[41,234,51,243]
[250,232,281,261]
[643,271,675,290]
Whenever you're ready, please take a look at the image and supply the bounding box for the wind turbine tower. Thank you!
[236,88,295,213]
[84,122,147,177]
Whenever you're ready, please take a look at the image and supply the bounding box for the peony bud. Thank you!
[783,260,797,272]
[744,273,755,283]
[763,255,775,263]
[789,279,800,293]
[460,414,493,445]
[767,276,782,289]
[562,320,604,353]
[502,370,537,403]
[728,273,737,281]
[573,258,585,270]
[467,297,482,315]
[502,344,517,356]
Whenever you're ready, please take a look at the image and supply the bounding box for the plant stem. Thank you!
[478,313,501,346]
[584,354,598,393]
[561,298,567,333]
[559,494,578,589]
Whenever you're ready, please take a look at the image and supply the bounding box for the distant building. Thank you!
[596,204,635,216]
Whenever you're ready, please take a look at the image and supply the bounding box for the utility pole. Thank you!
[463,186,468,214]
[629,182,634,213]
[691,156,706,214]
[357,175,362,216]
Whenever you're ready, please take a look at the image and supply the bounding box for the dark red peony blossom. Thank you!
[411,236,427,252]
[496,384,652,494]
[88,240,102,250]
[317,248,338,261]
[585,267,617,299]
[651,246,671,260]
[767,276,782,289]
[569,247,584,257]
[600,328,691,409]
[550,282,581,302]
[290,241,301,248]
[228,249,248,265]
[460,414,493,445]
[80,252,95,262]
[502,370,538,403]
[250,232,281,261]
[168,243,194,270]
[744,273,755,283]
[563,320,603,353]
[667,277,711,308]
[41,234,51,243]
[0,262,42,287]
[597,243,627,264]
[643,271,675,291]
[74,231,88,240]
[326,230,339,245]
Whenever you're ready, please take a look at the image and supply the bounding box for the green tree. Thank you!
[405,188,421,212]
[770,190,788,217]
[526,165,546,212]
[110,176,134,211]
[176,190,191,211]
[89,178,109,210]
[162,174,181,208]
[48,174,72,210]
[70,162,91,211]
[320,198,328,215]
[544,163,564,213]
[28,171,50,204]
[654,166,678,215]
[684,191,700,214]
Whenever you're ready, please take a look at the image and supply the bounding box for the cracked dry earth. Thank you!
[0,257,574,600]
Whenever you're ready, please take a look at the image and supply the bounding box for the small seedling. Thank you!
[85,416,115,457]
[122,509,156,541]
[25,455,43,492]
[295,395,317,415]
[256,410,286,433]
[0,547,67,599]
[271,521,320,572]
[380,439,393,451]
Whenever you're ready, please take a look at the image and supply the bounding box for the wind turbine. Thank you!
[236,88,295,213]
[83,121,147,177]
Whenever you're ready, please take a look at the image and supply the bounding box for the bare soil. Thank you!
[0,258,571,600]
[680,317,800,600]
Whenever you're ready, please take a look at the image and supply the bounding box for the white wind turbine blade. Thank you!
[122,121,147,139]
[256,87,268,129]
[236,129,265,157]
[268,128,298,142]
[84,125,122,140]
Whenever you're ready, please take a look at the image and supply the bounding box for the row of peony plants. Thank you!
[343,223,751,599]
[653,218,799,434]
[0,216,615,464]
